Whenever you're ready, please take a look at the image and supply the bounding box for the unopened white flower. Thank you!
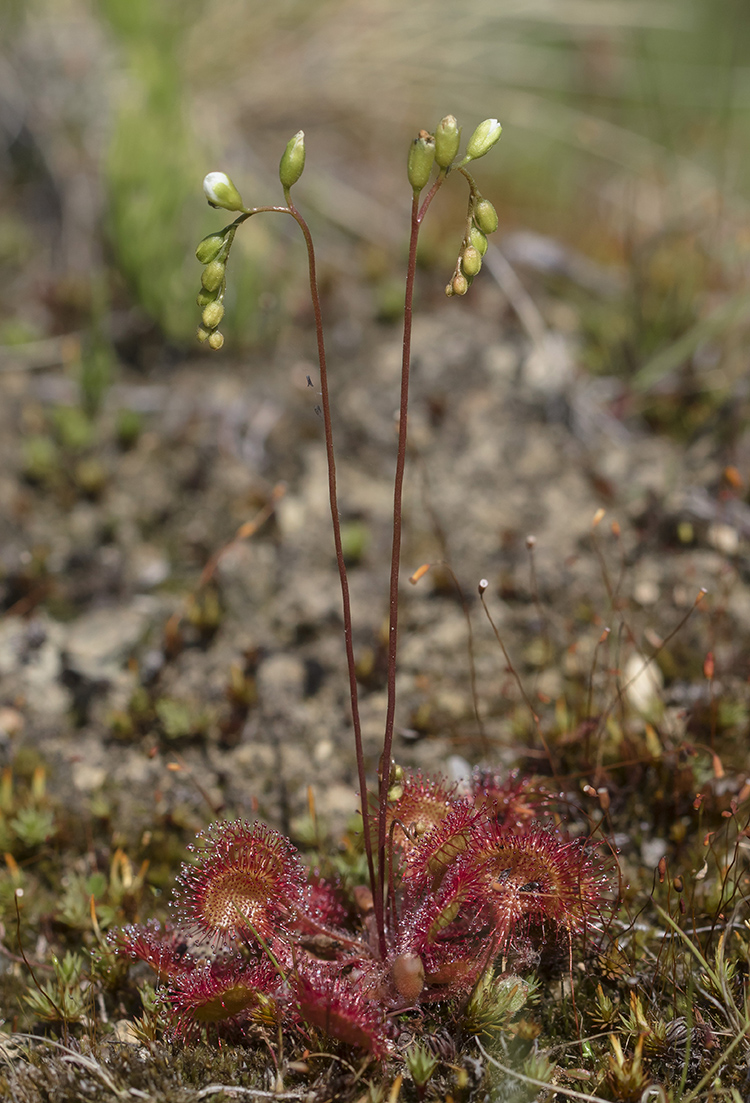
[202,172,245,212]
[464,119,502,161]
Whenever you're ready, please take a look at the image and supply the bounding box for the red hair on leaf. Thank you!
[398,860,492,997]
[108,920,195,982]
[471,766,547,830]
[174,820,306,949]
[297,870,350,933]
[466,822,603,947]
[295,964,391,1057]
[382,772,459,857]
[402,800,487,888]
[168,955,279,1039]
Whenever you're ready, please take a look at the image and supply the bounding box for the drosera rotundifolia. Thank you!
[111,116,610,1060]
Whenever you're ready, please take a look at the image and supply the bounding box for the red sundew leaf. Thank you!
[174,820,306,949]
[403,801,487,887]
[295,966,391,1056]
[168,955,279,1038]
[397,862,494,997]
[108,920,195,981]
[471,767,546,829]
[382,772,460,857]
[297,871,349,933]
[465,823,604,946]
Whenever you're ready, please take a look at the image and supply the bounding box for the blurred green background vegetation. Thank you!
[0,0,748,389]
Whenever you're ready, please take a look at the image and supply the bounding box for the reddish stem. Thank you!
[375,179,443,937]
[265,172,442,955]
[283,196,380,944]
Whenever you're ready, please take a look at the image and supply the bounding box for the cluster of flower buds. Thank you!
[404,113,502,297]
[446,192,499,297]
[195,136,307,352]
[408,115,502,195]
[195,172,248,350]
[196,230,229,350]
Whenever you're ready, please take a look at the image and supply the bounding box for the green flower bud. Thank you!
[407,130,436,193]
[195,232,227,264]
[465,118,502,161]
[203,171,245,212]
[470,225,488,255]
[196,287,218,308]
[197,325,211,343]
[461,245,482,277]
[201,259,225,292]
[452,273,468,296]
[279,130,306,190]
[202,301,225,329]
[434,115,461,169]
[474,199,498,235]
[445,281,455,297]
[208,331,224,350]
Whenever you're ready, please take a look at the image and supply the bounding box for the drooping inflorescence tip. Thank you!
[196,221,234,350]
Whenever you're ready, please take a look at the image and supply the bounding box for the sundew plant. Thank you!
[111,118,610,1067]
